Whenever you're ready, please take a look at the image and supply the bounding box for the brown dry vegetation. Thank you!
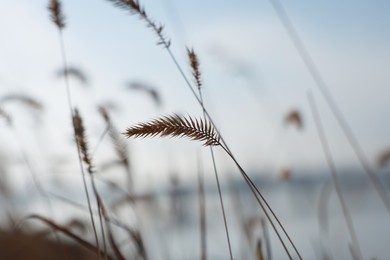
[1,0,388,259]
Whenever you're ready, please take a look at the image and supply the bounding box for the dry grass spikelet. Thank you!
[123,114,220,146]
[187,48,202,90]
[107,0,170,47]
[284,109,303,129]
[48,0,65,29]
[72,109,93,173]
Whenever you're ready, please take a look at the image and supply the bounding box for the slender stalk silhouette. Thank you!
[48,0,100,255]
[268,0,390,213]
[308,92,363,260]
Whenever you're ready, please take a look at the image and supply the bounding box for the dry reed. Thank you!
[48,0,65,29]
[73,109,94,173]
[188,47,233,259]
[187,48,202,90]
[107,0,170,48]
[73,108,108,258]
[124,114,221,146]
[111,1,301,256]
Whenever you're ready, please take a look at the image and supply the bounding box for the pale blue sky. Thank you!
[0,0,389,186]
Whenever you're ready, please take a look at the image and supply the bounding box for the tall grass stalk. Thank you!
[48,0,100,255]
[268,0,390,214]
[197,152,207,260]
[308,92,363,260]
[124,114,298,259]
[109,0,302,258]
[188,48,233,259]
[73,108,108,259]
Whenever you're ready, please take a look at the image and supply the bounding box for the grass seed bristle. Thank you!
[107,0,170,47]
[48,0,65,29]
[72,109,93,173]
[187,48,202,90]
[123,114,220,146]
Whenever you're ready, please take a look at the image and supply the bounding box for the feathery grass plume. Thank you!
[284,109,303,129]
[48,0,65,29]
[110,0,299,257]
[126,81,162,107]
[124,114,220,146]
[68,107,101,258]
[73,108,109,257]
[377,148,390,168]
[57,66,88,85]
[187,48,202,90]
[72,109,93,173]
[189,47,234,259]
[1,94,43,111]
[107,0,170,47]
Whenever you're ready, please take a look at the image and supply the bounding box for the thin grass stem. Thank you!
[57,29,101,257]
[197,152,207,260]
[268,0,390,214]
[308,92,363,260]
